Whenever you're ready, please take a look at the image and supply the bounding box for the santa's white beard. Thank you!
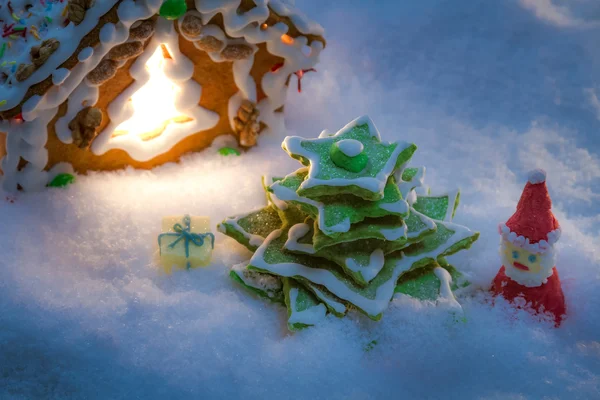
[500,240,556,288]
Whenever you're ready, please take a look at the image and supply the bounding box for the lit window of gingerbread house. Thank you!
[0,0,325,191]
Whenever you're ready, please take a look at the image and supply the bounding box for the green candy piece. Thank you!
[48,173,75,188]
[218,147,241,156]
[159,0,187,20]
[329,140,368,173]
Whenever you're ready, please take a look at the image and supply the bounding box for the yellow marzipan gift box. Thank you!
[158,215,214,273]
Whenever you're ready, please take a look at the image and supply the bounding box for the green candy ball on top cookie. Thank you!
[282,116,417,201]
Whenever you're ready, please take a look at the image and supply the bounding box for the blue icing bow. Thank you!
[158,215,215,270]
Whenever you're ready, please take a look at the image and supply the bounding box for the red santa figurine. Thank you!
[491,169,566,326]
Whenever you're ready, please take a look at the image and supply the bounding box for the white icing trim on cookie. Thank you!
[380,223,408,241]
[219,209,269,247]
[231,261,282,296]
[269,191,289,211]
[285,223,316,254]
[284,223,388,284]
[407,209,437,239]
[379,199,409,214]
[307,284,346,315]
[345,249,385,283]
[398,166,426,200]
[336,139,363,157]
[433,267,463,311]
[287,286,327,325]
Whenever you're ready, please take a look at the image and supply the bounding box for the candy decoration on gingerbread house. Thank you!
[491,169,566,326]
[0,0,325,191]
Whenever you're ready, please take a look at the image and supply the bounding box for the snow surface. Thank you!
[1,1,600,399]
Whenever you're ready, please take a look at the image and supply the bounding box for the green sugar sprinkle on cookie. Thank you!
[220,115,479,332]
[218,206,282,251]
[413,190,461,222]
[395,263,467,301]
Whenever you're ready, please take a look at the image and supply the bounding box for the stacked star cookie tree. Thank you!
[219,116,479,331]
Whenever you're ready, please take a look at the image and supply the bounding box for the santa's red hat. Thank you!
[498,169,561,254]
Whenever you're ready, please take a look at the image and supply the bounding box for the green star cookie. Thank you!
[398,166,426,200]
[283,278,327,331]
[269,168,409,236]
[283,209,438,286]
[312,208,436,251]
[230,262,284,303]
[395,262,468,301]
[248,220,479,320]
[217,206,282,251]
[282,116,417,201]
[261,175,283,205]
[303,281,347,317]
[412,190,461,222]
[218,176,288,251]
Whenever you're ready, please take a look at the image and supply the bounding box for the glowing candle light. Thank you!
[113,45,190,140]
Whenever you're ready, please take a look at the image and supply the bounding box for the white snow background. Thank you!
[1,0,600,399]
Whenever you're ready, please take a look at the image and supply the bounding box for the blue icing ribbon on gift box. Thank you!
[158,215,215,270]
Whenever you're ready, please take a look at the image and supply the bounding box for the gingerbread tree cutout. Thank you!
[91,19,219,162]
[112,45,191,141]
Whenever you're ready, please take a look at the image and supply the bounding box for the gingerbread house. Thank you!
[0,0,325,191]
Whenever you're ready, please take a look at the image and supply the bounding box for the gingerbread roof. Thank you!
[0,0,325,120]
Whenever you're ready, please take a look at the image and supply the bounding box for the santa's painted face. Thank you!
[500,239,555,287]
[502,241,542,273]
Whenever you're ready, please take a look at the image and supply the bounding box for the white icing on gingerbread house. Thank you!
[0,0,325,191]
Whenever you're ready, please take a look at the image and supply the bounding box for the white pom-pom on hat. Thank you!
[527,169,546,184]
